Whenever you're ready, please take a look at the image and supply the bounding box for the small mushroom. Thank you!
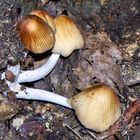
[3,67,120,131]
[17,14,84,83]
[8,83,120,132]
[68,84,121,132]
[52,15,84,57]
[17,15,55,54]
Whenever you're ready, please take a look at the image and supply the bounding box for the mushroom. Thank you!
[68,84,121,132]
[17,14,55,54]
[52,15,84,57]
[6,80,121,132]
[17,14,84,83]
[2,65,121,131]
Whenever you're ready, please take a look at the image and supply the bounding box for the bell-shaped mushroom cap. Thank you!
[52,15,84,57]
[68,84,121,132]
[17,15,55,54]
[30,9,56,32]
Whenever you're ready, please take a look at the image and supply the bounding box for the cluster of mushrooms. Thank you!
[2,10,121,132]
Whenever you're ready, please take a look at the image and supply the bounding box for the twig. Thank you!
[63,123,83,140]
[87,131,99,140]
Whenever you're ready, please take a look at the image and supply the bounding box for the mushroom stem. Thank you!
[8,82,72,108]
[17,53,60,83]
[3,63,71,108]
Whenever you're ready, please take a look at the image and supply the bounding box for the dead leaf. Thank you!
[70,32,126,95]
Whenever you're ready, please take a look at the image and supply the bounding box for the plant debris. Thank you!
[0,0,139,139]
[70,32,126,95]
[0,93,19,121]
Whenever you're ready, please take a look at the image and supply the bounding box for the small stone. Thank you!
[45,122,50,129]
[12,115,25,130]
[5,70,15,82]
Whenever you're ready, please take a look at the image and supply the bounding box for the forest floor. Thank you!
[0,0,139,140]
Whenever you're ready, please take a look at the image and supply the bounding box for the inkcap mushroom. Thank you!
[3,66,121,132]
[17,14,84,83]
[17,15,55,54]
[52,15,84,57]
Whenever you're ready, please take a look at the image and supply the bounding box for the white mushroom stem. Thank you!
[2,63,71,108]
[17,53,60,83]
[7,82,72,108]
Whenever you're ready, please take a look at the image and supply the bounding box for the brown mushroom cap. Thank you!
[68,84,121,132]
[17,15,55,54]
[30,9,56,32]
[52,15,84,57]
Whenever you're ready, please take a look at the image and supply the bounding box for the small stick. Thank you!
[63,123,83,140]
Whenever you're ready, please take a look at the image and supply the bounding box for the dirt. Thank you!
[0,0,139,140]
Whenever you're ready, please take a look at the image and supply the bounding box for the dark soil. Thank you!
[0,0,139,139]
